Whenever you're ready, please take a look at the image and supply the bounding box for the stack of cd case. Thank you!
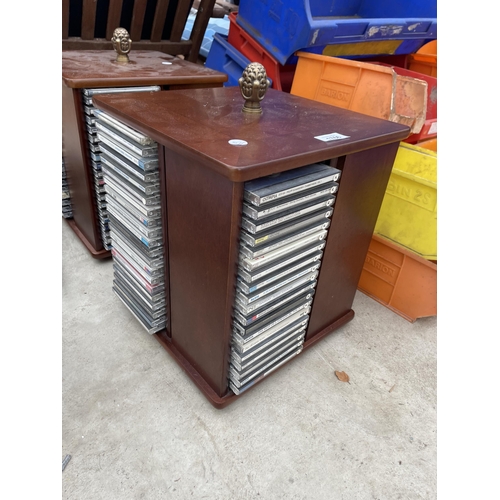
[94,106,167,335]
[62,158,73,219]
[81,86,160,251]
[228,162,342,395]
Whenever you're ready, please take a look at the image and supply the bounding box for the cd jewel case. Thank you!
[81,85,161,252]
[228,162,343,394]
[92,93,167,335]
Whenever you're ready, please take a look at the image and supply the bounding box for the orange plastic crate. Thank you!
[408,40,437,77]
[291,52,428,134]
[358,234,437,323]
[372,63,437,144]
[416,137,437,152]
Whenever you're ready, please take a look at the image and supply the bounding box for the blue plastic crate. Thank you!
[236,0,437,65]
[205,34,255,87]
[182,13,230,59]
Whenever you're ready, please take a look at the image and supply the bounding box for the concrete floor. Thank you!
[62,218,437,500]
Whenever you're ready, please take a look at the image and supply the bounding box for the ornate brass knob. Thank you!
[238,62,270,114]
[111,27,132,63]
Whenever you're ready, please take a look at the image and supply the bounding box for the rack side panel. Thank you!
[62,84,103,251]
[164,149,242,397]
[306,143,401,339]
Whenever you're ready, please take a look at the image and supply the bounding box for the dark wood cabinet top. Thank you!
[62,50,227,88]
[92,86,410,182]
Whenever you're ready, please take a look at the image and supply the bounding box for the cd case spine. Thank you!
[228,162,343,394]
[98,108,168,335]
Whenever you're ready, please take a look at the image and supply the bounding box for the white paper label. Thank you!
[314,132,350,142]
[429,122,437,134]
[228,139,248,146]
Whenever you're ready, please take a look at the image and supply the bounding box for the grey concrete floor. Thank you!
[62,218,437,500]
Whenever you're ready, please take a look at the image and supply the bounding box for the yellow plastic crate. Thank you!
[374,142,437,260]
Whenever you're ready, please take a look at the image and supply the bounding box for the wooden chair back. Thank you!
[62,0,216,63]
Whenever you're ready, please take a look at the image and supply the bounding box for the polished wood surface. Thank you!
[62,50,228,88]
[91,87,410,406]
[92,87,410,181]
[164,149,242,395]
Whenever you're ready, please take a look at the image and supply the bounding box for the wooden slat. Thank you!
[187,0,216,62]
[133,39,192,56]
[150,0,170,42]
[63,0,212,61]
[62,0,70,39]
[169,0,192,42]
[106,0,124,40]
[130,0,148,41]
[62,38,192,56]
[63,38,114,51]
[81,0,98,40]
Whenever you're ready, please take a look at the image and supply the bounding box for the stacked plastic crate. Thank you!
[288,39,439,322]
[205,1,436,94]
[205,12,293,91]
[357,40,438,323]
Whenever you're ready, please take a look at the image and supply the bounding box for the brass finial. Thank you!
[238,62,270,114]
[111,27,132,63]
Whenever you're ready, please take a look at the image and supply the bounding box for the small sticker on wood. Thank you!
[228,139,248,146]
[314,132,350,142]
